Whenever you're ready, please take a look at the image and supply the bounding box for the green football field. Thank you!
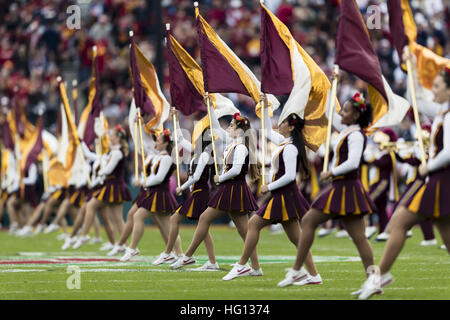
[0,225,448,300]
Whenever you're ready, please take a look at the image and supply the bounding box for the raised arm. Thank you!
[22,163,37,185]
[263,106,285,145]
[81,141,99,163]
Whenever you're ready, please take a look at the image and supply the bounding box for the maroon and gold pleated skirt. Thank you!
[20,184,39,207]
[256,182,310,223]
[311,178,376,216]
[176,186,210,220]
[69,186,89,207]
[52,187,69,202]
[207,180,258,213]
[92,180,132,204]
[136,183,178,213]
[403,167,450,219]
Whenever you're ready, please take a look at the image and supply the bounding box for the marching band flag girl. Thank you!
[278,92,377,287]
[222,106,321,283]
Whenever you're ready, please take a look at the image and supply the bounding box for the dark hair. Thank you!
[234,115,260,182]
[285,114,310,179]
[191,129,213,177]
[114,126,129,157]
[440,68,450,88]
[349,98,373,129]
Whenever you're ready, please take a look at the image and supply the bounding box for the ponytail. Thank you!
[286,114,310,179]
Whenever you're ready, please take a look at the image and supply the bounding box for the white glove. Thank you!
[94,116,105,138]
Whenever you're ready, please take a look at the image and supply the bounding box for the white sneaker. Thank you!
[8,222,18,235]
[374,232,390,242]
[62,237,77,250]
[228,220,236,228]
[107,244,126,256]
[294,273,323,285]
[120,248,140,262]
[170,255,196,269]
[222,263,252,281]
[72,235,90,249]
[335,230,349,238]
[44,223,60,234]
[440,244,447,250]
[57,233,69,241]
[269,223,283,234]
[277,267,308,287]
[18,225,33,237]
[318,228,336,237]
[195,261,220,271]
[152,252,178,265]
[365,226,377,239]
[420,239,437,246]
[32,224,44,236]
[99,242,115,251]
[249,268,263,277]
[406,230,413,238]
[89,237,103,244]
[357,271,393,300]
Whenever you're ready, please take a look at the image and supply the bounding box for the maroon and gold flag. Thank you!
[22,114,43,173]
[2,119,14,151]
[130,34,156,118]
[166,28,207,115]
[336,0,409,128]
[387,0,450,90]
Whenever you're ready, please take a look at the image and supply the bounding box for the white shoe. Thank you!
[120,248,140,262]
[8,222,18,235]
[318,228,335,237]
[62,237,77,250]
[99,242,115,251]
[335,230,349,238]
[222,263,252,281]
[170,255,196,269]
[357,271,393,300]
[374,232,390,242]
[228,220,236,228]
[269,223,283,234]
[277,267,308,287]
[195,261,220,271]
[249,268,263,277]
[406,230,413,238]
[152,252,178,265]
[294,273,323,286]
[440,244,447,250]
[107,244,126,256]
[18,225,33,237]
[89,237,103,244]
[33,224,44,236]
[72,235,90,249]
[57,233,69,241]
[365,226,377,239]
[44,223,60,234]
[420,239,437,246]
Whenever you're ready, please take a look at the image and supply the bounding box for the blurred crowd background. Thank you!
[0,0,449,186]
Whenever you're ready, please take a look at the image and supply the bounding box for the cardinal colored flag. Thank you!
[194,2,279,117]
[260,3,336,151]
[78,46,103,146]
[336,0,409,128]
[21,115,44,173]
[387,0,450,90]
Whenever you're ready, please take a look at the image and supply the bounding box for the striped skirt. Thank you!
[404,167,450,219]
[207,180,259,213]
[369,179,389,201]
[92,180,132,204]
[393,179,424,212]
[176,187,210,220]
[20,185,38,207]
[256,182,310,223]
[312,178,376,217]
[69,187,88,207]
[136,183,178,213]
[52,188,69,202]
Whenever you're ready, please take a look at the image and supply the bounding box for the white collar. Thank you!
[111,144,121,151]
[342,124,361,135]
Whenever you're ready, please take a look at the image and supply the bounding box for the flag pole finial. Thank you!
[56,76,62,83]
[129,30,134,37]
[194,2,198,7]
[260,0,264,4]
[93,45,97,52]
[72,79,77,86]
[166,23,170,31]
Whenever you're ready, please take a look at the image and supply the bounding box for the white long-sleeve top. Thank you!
[428,111,450,172]
[181,152,210,191]
[98,145,123,177]
[144,151,173,187]
[218,141,248,183]
[22,163,37,185]
[324,103,365,176]
[262,108,298,191]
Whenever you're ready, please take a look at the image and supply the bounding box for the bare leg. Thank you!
[97,206,115,244]
[6,195,19,226]
[39,197,59,225]
[93,215,101,238]
[129,208,149,249]
[153,213,182,255]
[110,204,125,239]
[27,202,45,226]
[230,213,260,270]
[435,219,450,253]
[117,204,139,246]
[378,207,425,274]
[185,207,226,257]
[238,215,270,266]
[292,208,330,270]
[0,198,5,223]
[164,213,185,254]
[341,215,375,272]
[283,220,318,276]
[51,199,71,225]
[204,232,216,264]
[80,198,105,236]
[70,203,87,238]
[21,203,33,226]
